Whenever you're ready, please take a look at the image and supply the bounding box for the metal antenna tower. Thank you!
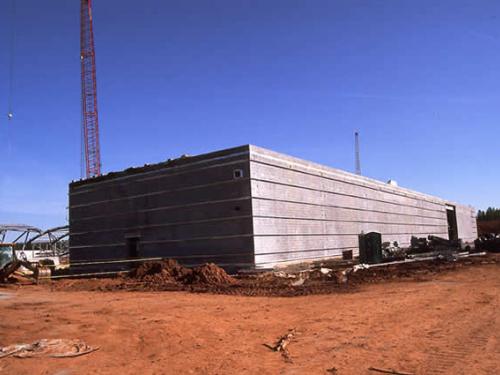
[355,131,361,175]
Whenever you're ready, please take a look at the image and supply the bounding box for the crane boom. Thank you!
[80,0,101,178]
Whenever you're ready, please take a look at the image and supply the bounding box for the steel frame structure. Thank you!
[26,225,69,255]
[0,224,69,253]
[0,224,42,249]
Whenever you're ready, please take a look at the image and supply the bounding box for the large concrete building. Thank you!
[69,145,477,269]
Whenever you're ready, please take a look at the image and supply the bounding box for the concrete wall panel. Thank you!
[251,162,444,211]
[252,198,447,225]
[455,204,478,244]
[249,146,465,267]
[251,180,446,218]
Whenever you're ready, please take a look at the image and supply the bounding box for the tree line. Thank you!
[477,207,500,221]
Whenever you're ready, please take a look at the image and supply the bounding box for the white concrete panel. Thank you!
[455,204,478,243]
[252,198,447,225]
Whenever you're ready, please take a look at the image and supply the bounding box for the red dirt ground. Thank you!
[478,219,500,235]
[0,258,498,375]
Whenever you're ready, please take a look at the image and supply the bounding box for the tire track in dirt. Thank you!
[422,296,498,374]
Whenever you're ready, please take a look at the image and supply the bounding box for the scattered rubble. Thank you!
[265,328,297,362]
[368,367,414,375]
[47,253,499,297]
[0,339,98,359]
[409,235,463,254]
[382,241,406,260]
[475,234,500,253]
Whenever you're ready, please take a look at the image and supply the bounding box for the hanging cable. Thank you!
[7,0,17,121]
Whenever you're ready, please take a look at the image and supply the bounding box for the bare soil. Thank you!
[478,219,500,235]
[0,256,498,374]
[50,254,497,297]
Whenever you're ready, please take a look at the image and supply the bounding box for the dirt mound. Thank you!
[186,263,236,285]
[131,259,191,284]
[128,260,236,288]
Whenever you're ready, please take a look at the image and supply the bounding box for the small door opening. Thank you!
[446,206,458,241]
[126,237,140,259]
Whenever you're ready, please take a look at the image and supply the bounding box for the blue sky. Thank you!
[0,0,499,229]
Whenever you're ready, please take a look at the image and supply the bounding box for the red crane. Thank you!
[80,0,102,178]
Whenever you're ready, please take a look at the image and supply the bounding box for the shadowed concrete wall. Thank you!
[69,146,254,269]
[249,146,476,268]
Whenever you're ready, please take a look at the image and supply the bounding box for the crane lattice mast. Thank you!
[80,0,101,178]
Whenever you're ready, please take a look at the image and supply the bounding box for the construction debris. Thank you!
[273,329,296,352]
[475,234,500,253]
[265,328,297,362]
[382,241,406,260]
[368,366,414,375]
[47,252,498,296]
[291,277,305,286]
[359,233,471,265]
[409,235,462,254]
[0,339,98,359]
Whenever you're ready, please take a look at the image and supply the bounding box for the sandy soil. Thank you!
[478,219,500,235]
[0,262,498,375]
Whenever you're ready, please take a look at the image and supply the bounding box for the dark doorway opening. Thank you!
[126,237,140,259]
[446,206,458,241]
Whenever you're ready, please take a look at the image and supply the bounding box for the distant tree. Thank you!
[477,207,500,221]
